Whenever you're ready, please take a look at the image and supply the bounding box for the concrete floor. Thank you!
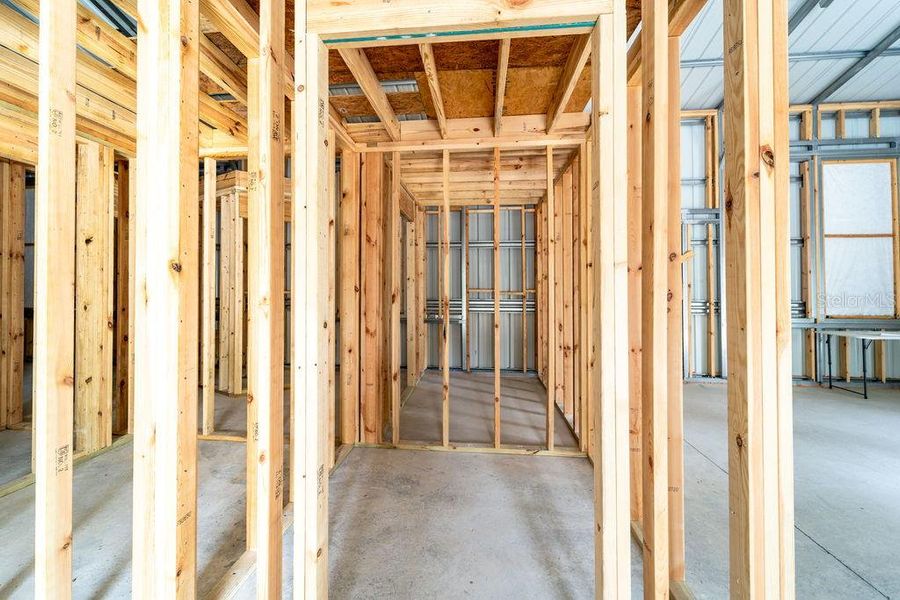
[0,374,898,598]
[400,370,579,448]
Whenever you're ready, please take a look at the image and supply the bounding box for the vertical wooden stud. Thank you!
[626,83,643,526]
[201,158,217,435]
[74,142,114,455]
[492,146,502,448]
[591,10,631,596]
[406,217,418,387]
[293,15,330,596]
[667,34,686,587]
[545,146,556,451]
[113,159,131,434]
[562,167,575,421]
[441,149,450,447]
[247,0,287,587]
[641,0,670,595]
[131,0,200,595]
[340,150,361,444]
[722,0,796,595]
[390,152,402,446]
[34,1,76,594]
[360,153,383,443]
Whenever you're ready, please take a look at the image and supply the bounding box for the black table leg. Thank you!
[862,339,870,399]
[827,333,833,389]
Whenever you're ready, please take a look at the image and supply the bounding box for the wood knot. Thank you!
[760,145,775,168]
[180,36,189,47]
[170,261,182,272]
[735,434,744,448]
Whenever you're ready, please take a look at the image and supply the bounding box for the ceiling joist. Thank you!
[418,43,448,138]
[338,47,402,141]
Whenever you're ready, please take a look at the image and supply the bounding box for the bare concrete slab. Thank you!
[0,377,897,599]
[400,370,579,448]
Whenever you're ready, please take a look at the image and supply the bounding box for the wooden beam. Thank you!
[390,151,402,445]
[201,158,217,435]
[33,0,76,595]
[74,141,114,455]
[640,0,670,596]
[293,15,331,595]
[340,150,361,444]
[667,34,686,587]
[547,34,592,133]
[200,0,260,58]
[492,147,502,448]
[494,39,511,137]
[591,10,631,595]
[338,47,401,141]
[307,0,613,38]
[217,192,234,392]
[131,0,200,596]
[441,149,451,447]
[545,146,556,452]
[722,0,795,595]
[418,44,448,139]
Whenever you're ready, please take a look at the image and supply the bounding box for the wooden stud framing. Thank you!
[246,0,286,592]
[545,146,556,452]
[74,141,114,455]
[340,150,361,444]
[360,152,384,443]
[406,215,418,386]
[494,39,511,137]
[591,9,631,596]
[441,149,451,447]
[390,151,402,446]
[293,14,330,595]
[33,0,77,593]
[640,0,670,595]
[705,116,720,378]
[667,34,686,587]
[417,209,428,375]
[113,158,132,434]
[626,83,643,526]
[870,107,881,139]
[722,0,795,596]
[201,158,217,436]
[338,47,401,141]
[419,43,448,139]
[521,206,529,375]
[553,177,564,416]
[131,0,200,595]
[547,34,592,133]
[492,147,502,448]
[1,159,25,427]
[562,167,575,421]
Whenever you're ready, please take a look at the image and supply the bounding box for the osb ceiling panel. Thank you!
[503,67,561,116]
[508,36,576,68]
[439,70,495,119]
[364,45,423,73]
[387,92,427,116]
[329,95,377,119]
[433,40,501,70]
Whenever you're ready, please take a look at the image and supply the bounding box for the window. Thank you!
[821,159,899,317]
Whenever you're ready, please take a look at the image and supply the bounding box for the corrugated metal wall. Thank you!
[418,207,536,372]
